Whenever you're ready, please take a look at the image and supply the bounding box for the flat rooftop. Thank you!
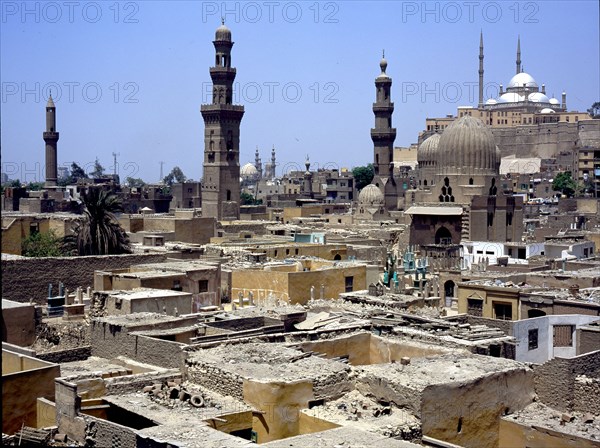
[94,312,184,327]
[359,353,530,392]
[107,288,192,300]
[503,402,600,440]
[189,342,349,383]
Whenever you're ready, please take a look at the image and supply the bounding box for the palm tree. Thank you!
[66,188,131,256]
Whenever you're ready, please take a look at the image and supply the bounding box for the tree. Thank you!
[552,171,578,198]
[22,231,63,257]
[58,162,87,186]
[90,158,105,178]
[587,101,600,119]
[163,166,186,185]
[126,177,146,188]
[240,191,262,205]
[352,164,375,191]
[26,182,45,191]
[65,188,132,255]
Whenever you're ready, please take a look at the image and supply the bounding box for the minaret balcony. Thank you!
[43,131,59,140]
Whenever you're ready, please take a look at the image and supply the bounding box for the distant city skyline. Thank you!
[1,1,598,183]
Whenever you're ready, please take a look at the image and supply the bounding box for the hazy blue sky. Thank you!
[2,1,598,183]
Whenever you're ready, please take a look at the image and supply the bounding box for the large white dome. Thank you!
[508,72,538,89]
[540,108,555,114]
[549,98,560,105]
[241,163,258,178]
[485,98,497,105]
[498,92,524,103]
[528,92,550,103]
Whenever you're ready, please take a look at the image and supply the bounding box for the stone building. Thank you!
[201,21,244,220]
[407,115,524,261]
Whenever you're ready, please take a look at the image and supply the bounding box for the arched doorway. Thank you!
[435,226,452,245]
[333,254,342,261]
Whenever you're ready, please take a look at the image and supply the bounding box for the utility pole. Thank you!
[159,161,165,183]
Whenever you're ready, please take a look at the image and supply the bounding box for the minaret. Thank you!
[270,145,276,179]
[254,146,262,179]
[516,36,521,74]
[478,31,484,108]
[371,51,396,178]
[43,94,59,188]
[201,20,245,220]
[303,155,313,197]
[561,92,567,110]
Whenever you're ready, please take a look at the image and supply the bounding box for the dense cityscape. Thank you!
[2,2,600,447]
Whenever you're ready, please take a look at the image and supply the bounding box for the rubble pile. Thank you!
[508,402,600,439]
[305,390,421,441]
[141,380,217,410]
[32,320,90,352]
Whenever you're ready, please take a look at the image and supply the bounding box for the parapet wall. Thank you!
[185,359,244,401]
[1,253,169,304]
[534,350,600,413]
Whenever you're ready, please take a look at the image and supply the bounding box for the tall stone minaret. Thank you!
[371,52,396,178]
[516,35,521,74]
[44,94,59,188]
[270,145,276,179]
[201,20,244,220]
[478,31,484,108]
[254,147,262,179]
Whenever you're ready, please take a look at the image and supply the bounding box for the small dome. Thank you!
[549,98,560,105]
[358,184,384,205]
[498,92,524,103]
[507,72,538,89]
[528,92,550,103]
[418,133,441,165]
[485,98,497,105]
[215,22,231,41]
[436,115,499,174]
[241,163,258,178]
[540,108,555,114]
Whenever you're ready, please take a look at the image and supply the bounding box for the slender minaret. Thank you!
[270,145,276,179]
[43,94,59,188]
[254,146,262,178]
[516,36,521,74]
[478,31,484,108]
[371,51,396,178]
[201,20,244,220]
[561,92,567,110]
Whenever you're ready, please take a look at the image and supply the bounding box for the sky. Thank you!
[2,1,599,183]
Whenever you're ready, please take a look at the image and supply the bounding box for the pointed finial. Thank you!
[221,17,225,25]
[382,49,385,58]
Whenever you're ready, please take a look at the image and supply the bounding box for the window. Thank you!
[198,280,209,293]
[467,299,483,317]
[553,325,573,347]
[528,329,538,350]
[345,276,354,292]
[172,280,182,291]
[494,302,512,320]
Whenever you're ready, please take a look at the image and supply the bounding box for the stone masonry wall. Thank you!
[91,321,185,369]
[2,253,168,304]
[534,350,600,412]
[312,368,352,401]
[185,360,244,401]
[573,375,600,415]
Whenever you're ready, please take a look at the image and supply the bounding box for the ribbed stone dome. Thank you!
[418,133,440,165]
[241,163,258,178]
[436,116,499,174]
[358,184,384,205]
[215,23,231,41]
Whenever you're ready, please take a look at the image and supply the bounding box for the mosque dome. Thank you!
[358,184,384,205]
[417,133,440,165]
[528,92,550,103]
[507,72,538,89]
[241,163,258,178]
[549,98,560,105]
[215,22,231,41]
[498,92,524,103]
[485,98,497,105]
[436,115,499,174]
[540,108,555,114]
